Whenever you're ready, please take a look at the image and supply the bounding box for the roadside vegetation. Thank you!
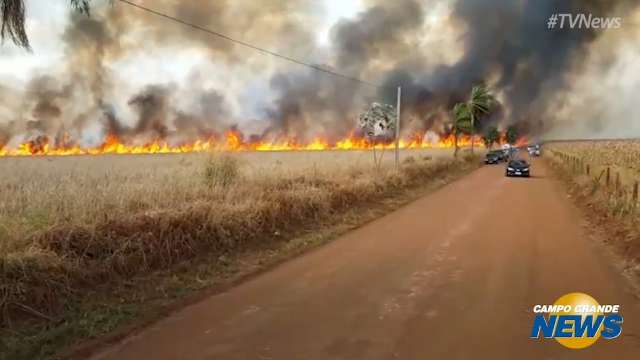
[0,149,480,359]
[450,85,497,157]
[546,141,640,284]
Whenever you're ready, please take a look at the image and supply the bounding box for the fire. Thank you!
[0,131,488,157]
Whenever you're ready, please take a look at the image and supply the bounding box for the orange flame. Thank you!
[0,131,490,157]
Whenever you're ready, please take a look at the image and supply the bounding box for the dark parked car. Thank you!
[485,151,503,164]
[506,159,530,177]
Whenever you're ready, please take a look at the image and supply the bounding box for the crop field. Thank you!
[0,149,453,251]
[0,148,476,334]
[546,140,640,192]
[547,140,640,218]
[547,139,640,179]
[546,140,640,173]
[546,140,640,280]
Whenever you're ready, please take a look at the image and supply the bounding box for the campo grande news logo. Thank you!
[530,292,623,349]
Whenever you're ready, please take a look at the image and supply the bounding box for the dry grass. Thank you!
[0,148,471,328]
[546,140,640,186]
[548,140,640,172]
[546,141,640,212]
[546,141,640,282]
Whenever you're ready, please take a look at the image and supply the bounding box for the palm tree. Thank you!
[451,103,473,158]
[1,0,90,49]
[466,85,495,154]
[482,126,500,149]
[506,125,519,145]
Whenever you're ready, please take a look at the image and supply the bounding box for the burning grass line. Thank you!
[0,131,486,157]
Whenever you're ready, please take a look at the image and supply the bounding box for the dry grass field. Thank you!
[546,140,640,202]
[0,149,453,254]
[1,147,479,358]
[546,140,640,187]
[546,140,640,285]
[547,140,640,172]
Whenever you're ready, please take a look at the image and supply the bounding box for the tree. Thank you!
[482,126,500,149]
[358,102,396,172]
[506,126,519,145]
[466,85,495,154]
[451,103,473,158]
[0,0,90,49]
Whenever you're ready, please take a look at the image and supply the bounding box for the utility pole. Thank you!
[395,86,402,170]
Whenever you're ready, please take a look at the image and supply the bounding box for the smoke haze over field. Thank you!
[1,0,640,149]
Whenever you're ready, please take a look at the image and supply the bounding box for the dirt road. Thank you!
[92,158,640,359]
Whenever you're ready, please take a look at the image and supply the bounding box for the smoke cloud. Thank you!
[1,0,640,150]
[376,0,639,135]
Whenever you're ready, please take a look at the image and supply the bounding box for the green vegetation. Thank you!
[451,103,473,157]
[482,126,500,149]
[466,85,496,153]
[506,126,519,145]
[451,85,496,157]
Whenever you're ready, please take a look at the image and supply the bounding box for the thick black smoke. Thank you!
[62,10,124,108]
[377,0,637,135]
[96,84,233,144]
[173,89,231,139]
[262,67,367,141]
[262,0,425,141]
[3,0,313,146]
[332,0,424,74]
[127,85,171,139]
[21,76,71,134]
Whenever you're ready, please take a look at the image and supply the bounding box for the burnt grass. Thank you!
[1,154,480,359]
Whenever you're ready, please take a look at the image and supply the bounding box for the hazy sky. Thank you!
[0,0,375,132]
[0,0,364,84]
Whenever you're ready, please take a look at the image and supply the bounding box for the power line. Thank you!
[115,0,380,88]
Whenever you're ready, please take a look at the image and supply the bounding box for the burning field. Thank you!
[0,130,482,156]
[2,0,640,356]
[2,0,639,158]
